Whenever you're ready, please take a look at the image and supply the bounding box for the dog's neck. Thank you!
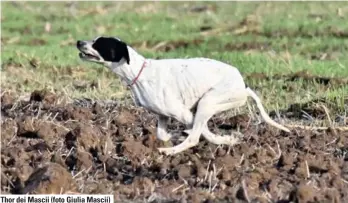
[109,46,147,86]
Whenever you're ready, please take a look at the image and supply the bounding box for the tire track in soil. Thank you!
[246,70,348,87]
[1,90,348,202]
[130,37,346,61]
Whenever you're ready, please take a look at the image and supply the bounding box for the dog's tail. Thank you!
[246,87,290,133]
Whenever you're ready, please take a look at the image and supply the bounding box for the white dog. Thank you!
[76,37,290,155]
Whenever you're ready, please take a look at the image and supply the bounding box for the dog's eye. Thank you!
[92,36,101,43]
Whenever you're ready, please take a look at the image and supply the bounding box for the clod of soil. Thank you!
[1,91,15,107]
[30,89,57,105]
[62,105,94,121]
[75,149,94,171]
[20,163,77,194]
[17,116,67,147]
[65,123,102,151]
[1,118,18,146]
[291,184,320,202]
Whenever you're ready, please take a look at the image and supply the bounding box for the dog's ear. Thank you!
[92,37,130,64]
[109,39,130,64]
[119,40,130,65]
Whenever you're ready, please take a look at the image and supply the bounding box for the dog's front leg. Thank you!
[156,115,173,146]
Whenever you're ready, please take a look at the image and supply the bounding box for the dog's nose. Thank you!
[76,40,86,48]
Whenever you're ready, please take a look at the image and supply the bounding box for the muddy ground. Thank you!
[1,90,348,203]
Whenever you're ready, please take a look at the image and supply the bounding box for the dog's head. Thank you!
[76,37,130,66]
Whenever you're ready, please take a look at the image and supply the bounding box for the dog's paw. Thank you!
[158,147,176,156]
[228,134,241,145]
[183,129,192,135]
[156,132,172,142]
[162,140,173,147]
[217,135,240,146]
[232,131,244,140]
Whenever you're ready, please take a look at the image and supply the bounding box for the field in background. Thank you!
[2,1,348,112]
[1,1,348,202]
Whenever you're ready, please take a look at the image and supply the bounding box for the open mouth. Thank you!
[79,52,100,60]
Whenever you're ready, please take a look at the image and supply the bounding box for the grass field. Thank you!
[2,1,348,112]
[1,1,348,201]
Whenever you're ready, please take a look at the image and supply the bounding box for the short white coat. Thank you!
[105,46,290,155]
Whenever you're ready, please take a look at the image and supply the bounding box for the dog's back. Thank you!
[154,57,245,87]
[147,57,246,109]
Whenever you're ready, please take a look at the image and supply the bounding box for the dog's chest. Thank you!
[131,82,167,114]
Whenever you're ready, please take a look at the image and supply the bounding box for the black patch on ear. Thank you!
[92,37,130,64]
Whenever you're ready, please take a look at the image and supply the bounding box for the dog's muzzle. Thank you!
[76,40,100,61]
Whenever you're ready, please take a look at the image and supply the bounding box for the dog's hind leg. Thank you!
[184,124,242,146]
[184,99,246,146]
[158,86,247,155]
[171,108,236,145]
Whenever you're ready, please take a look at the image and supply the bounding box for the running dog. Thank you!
[76,36,290,155]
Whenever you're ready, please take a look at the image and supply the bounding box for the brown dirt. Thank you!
[131,39,204,52]
[224,42,272,51]
[1,59,23,69]
[26,39,47,46]
[259,26,348,39]
[131,36,345,62]
[246,70,348,87]
[270,97,348,127]
[7,26,33,35]
[20,163,78,194]
[1,90,348,202]
[30,89,57,105]
[189,5,217,13]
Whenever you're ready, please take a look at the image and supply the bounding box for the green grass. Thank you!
[1,1,348,115]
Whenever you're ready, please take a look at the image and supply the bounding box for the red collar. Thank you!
[128,60,147,86]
